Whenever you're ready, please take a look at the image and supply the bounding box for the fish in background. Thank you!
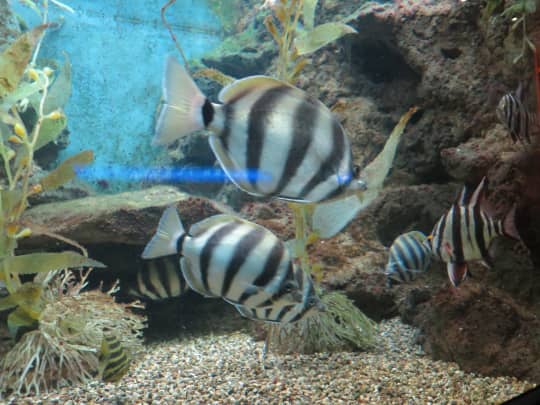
[125,255,189,301]
[142,206,304,308]
[234,266,324,324]
[98,332,131,383]
[496,84,539,144]
[429,177,521,287]
[153,56,366,203]
[0,280,8,298]
[385,231,432,288]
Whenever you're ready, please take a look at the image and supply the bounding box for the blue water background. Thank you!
[9,0,223,191]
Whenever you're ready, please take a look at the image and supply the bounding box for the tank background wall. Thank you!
[9,0,222,191]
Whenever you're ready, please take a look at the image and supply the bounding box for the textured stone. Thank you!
[20,186,229,248]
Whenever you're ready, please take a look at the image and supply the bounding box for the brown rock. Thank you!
[20,186,229,249]
[413,284,540,383]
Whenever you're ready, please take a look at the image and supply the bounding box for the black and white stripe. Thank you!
[430,178,503,268]
[234,267,323,324]
[126,255,189,301]
[496,92,539,144]
[177,214,303,308]
[209,82,355,203]
[385,231,432,287]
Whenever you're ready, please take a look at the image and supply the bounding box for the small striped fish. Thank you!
[429,177,520,287]
[153,56,366,203]
[98,333,131,383]
[142,206,304,308]
[385,231,432,288]
[126,256,189,301]
[234,267,324,324]
[496,88,539,144]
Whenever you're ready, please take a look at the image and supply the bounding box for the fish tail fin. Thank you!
[142,206,185,259]
[503,204,521,241]
[153,56,211,145]
[447,262,468,288]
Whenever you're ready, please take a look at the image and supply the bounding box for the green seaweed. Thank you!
[483,0,538,63]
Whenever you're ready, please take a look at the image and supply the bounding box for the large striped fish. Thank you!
[142,206,304,308]
[429,177,520,287]
[496,86,539,144]
[234,266,324,324]
[125,256,189,301]
[385,231,432,288]
[153,56,366,203]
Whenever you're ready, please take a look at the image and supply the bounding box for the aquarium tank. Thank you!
[0,0,540,403]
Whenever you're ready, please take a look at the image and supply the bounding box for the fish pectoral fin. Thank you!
[447,262,468,287]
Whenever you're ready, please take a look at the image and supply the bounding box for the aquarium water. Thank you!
[9,0,222,191]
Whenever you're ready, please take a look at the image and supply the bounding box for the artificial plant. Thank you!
[0,4,145,396]
[484,0,538,63]
[262,0,377,354]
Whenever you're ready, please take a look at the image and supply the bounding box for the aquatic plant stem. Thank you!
[30,1,49,67]
[161,0,190,73]
[14,73,50,221]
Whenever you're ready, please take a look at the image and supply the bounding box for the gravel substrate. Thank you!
[4,318,535,404]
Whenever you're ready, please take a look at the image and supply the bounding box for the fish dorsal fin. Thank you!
[469,177,487,208]
[455,184,468,206]
[218,75,294,103]
[189,214,243,237]
[515,82,524,102]
[142,206,184,259]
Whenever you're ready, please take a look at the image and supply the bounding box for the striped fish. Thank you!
[98,332,131,383]
[153,56,366,203]
[496,87,539,144]
[126,255,189,301]
[385,231,432,288]
[142,206,304,308]
[429,177,520,287]
[234,267,324,324]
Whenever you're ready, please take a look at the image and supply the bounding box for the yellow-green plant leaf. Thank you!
[0,251,106,275]
[7,306,39,338]
[0,78,46,113]
[0,25,47,98]
[295,22,357,55]
[43,54,72,114]
[40,150,94,191]
[1,189,24,217]
[303,0,318,31]
[34,114,67,151]
[0,294,17,311]
[264,16,282,46]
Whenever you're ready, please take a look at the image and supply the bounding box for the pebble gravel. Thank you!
[5,318,535,404]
